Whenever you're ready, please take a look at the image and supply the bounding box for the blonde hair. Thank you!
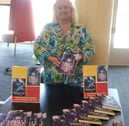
[52,0,78,24]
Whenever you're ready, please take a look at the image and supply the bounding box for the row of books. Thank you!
[0,110,46,126]
[52,94,122,126]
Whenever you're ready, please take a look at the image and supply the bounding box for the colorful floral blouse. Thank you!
[34,23,95,86]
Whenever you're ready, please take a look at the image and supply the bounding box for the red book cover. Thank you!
[11,66,40,103]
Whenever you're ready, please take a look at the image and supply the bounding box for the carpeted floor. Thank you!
[108,66,129,126]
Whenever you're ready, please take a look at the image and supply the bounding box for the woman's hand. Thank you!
[77,54,83,61]
[48,56,60,67]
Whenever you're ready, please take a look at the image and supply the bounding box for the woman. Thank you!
[34,0,95,86]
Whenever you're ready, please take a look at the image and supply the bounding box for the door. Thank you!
[109,0,129,65]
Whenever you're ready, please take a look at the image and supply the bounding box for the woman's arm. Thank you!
[79,26,95,64]
[34,32,51,64]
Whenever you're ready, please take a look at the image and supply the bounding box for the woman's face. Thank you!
[98,73,107,81]
[55,0,72,22]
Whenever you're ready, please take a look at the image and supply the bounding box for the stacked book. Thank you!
[52,94,122,126]
[0,110,46,126]
[0,94,122,126]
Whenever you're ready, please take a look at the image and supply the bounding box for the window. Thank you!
[0,5,10,40]
[114,0,129,48]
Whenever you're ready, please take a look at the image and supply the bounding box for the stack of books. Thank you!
[0,110,46,126]
[52,94,122,126]
[0,94,122,126]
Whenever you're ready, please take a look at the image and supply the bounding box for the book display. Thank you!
[52,94,122,126]
[0,64,124,126]
[0,110,46,126]
[11,66,40,103]
[83,65,108,98]
[0,83,124,126]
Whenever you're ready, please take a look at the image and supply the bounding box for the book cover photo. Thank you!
[27,66,40,86]
[12,78,26,96]
[96,94,122,112]
[97,65,107,82]
[59,52,78,75]
[84,76,96,93]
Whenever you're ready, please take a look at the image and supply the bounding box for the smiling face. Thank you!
[55,0,72,22]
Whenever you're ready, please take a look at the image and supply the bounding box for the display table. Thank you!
[0,84,125,126]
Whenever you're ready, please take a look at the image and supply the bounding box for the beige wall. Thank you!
[0,0,10,4]
[75,0,114,65]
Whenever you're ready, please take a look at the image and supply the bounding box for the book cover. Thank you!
[74,101,110,121]
[86,97,115,116]
[0,111,47,126]
[27,66,40,86]
[52,115,67,126]
[58,52,78,75]
[81,99,110,120]
[73,104,102,125]
[20,111,32,126]
[30,112,47,126]
[12,78,26,96]
[83,65,108,98]
[112,120,122,126]
[62,109,90,126]
[30,112,42,125]
[0,113,7,125]
[5,110,23,120]
[3,110,23,126]
[63,108,83,126]
[11,66,40,103]
[41,113,47,126]
[6,111,32,126]
[96,94,122,112]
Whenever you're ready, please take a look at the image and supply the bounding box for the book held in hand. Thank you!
[59,52,78,75]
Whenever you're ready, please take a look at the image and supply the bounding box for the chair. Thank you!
[1,30,17,56]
